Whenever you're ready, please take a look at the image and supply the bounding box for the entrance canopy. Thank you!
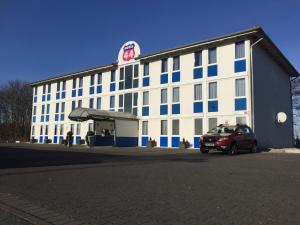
[68,108,138,122]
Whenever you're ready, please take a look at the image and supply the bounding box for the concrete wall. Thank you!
[252,45,293,148]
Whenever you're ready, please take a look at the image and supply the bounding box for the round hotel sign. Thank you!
[118,41,141,64]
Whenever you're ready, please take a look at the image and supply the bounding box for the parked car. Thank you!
[200,124,257,155]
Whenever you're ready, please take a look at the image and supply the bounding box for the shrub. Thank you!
[61,139,67,145]
[45,139,52,144]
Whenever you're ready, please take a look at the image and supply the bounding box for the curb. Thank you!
[266,149,300,154]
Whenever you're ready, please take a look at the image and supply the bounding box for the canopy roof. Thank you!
[68,108,138,122]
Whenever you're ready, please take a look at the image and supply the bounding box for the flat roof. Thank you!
[29,26,299,86]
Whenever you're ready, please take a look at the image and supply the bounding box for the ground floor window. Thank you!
[172,120,179,135]
[89,123,94,132]
[161,120,168,135]
[142,121,148,135]
[236,116,246,125]
[194,118,203,135]
[208,118,217,131]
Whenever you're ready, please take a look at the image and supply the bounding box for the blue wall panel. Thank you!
[47,94,51,101]
[142,106,149,116]
[193,68,203,79]
[56,93,60,100]
[72,90,76,97]
[116,137,138,147]
[235,98,247,111]
[172,104,180,114]
[234,59,246,73]
[193,102,203,113]
[97,85,102,93]
[34,96,37,103]
[42,95,46,102]
[110,83,116,92]
[60,114,65,121]
[160,136,168,147]
[208,100,218,112]
[89,87,94,95]
[141,136,149,147]
[143,77,150,87]
[78,89,83,96]
[160,74,168,84]
[61,92,66,99]
[53,136,58,144]
[172,137,180,147]
[160,105,168,115]
[208,65,218,77]
[55,114,59,121]
[172,71,180,82]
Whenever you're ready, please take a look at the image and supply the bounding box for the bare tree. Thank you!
[0,80,32,142]
[291,77,300,146]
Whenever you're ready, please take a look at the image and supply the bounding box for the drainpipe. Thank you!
[250,38,263,132]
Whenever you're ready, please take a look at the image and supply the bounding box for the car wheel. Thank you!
[250,142,258,153]
[228,143,238,155]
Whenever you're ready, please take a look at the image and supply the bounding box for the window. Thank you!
[61,102,65,113]
[41,105,45,115]
[172,120,179,135]
[161,120,168,135]
[90,75,95,86]
[76,124,81,135]
[97,73,102,84]
[72,78,76,89]
[161,58,168,73]
[194,51,202,67]
[60,124,64,135]
[42,85,46,94]
[235,78,245,97]
[208,118,217,131]
[70,124,74,133]
[194,84,202,101]
[46,104,50,115]
[34,87,38,95]
[88,123,94,131]
[79,77,83,88]
[235,41,245,59]
[111,70,116,82]
[119,68,124,90]
[110,96,115,109]
[236,116,246,125]
[133,92,138,115]
[78,100,82,108]
[194,118,203,135]
[173,56,180,71]
[89,98,94,108]
[142,121,148,135]
[133,64,139,88]
[209,82,217,99]
[33,106,37,115]
[143,91,149,105]
[96,97,101,109]
[40,125,44,135]
[72,101,76,111]
[54,125,57,135]
[55,103,59,114]
[45,125,48,135]
[161,89,168,104]
[118,94,124,111]
[144,63,149,76]
[172,87,180,103]
[208,47,217,64]
[62,81,66,91]
[56,81,60,92]
[32,125,35,135]
[47,84,51,93]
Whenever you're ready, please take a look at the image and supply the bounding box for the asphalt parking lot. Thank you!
[0,144,300,225]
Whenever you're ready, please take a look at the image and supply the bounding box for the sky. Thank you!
[0,0,299,84]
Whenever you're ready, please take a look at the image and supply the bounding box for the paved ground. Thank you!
[0,144,300,225]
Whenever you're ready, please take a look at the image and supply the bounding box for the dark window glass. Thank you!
[72,79,76,89]
[134,64,139,78]
[119,95,124,108]
[173,56,180,71]
[62,81,66,90]
[120,68,124,80]
[56,82,60,91]
[90,75,95,86]
[125,65,133,89]
[119,82,124,90]
[133,79,139,88]
[111,70,116,82]
[194,51,202,67]
[97,73,102,84]
[208,48,217,64]
[144,63,149,76]
[79,77,83,88]
[161,58,168,73]
[133,93,138,106]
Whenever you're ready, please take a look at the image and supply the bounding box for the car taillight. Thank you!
[218,137,229,141]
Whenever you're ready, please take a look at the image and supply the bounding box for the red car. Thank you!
[200,124,258,155]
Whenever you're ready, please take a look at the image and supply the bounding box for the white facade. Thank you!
[30,27,298,148]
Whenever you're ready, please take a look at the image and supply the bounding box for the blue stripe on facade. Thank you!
[97,85,102,93]
[172,103,180,114]
[234,59,246,73]
[60,114,65,121]
[42,95,46,102]
[116,137,138,147]
[160,105,168,115]
[47,94,51,101]
[143,77,150,87]
[32,116,36,123]
[78,89,83,96]
[39,136,43,143]
[34,96,37,103]
[194,137,200,148]
[46,115,49,122]
[89,86,94,95]
[55,114,59,121]
[56,93,60,100]
[110,83,116,92]
[235,98,247,110]
[171,136,180,147]
[61,92,66,99]
[76,136,81,144]
[72,90,76,97]
[193,102,203,113]
[172,71,180,82]
[53,136,58,144]
[160,74,168,84]
[208,100,218,112]
[208,65,218,77]
[142,106,149,116]
[193,68,203,79]
[41,115,44,122]
[141,136,149,147]
[160,136,168,147]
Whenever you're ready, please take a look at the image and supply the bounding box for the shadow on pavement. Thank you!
[0,144,254,170]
